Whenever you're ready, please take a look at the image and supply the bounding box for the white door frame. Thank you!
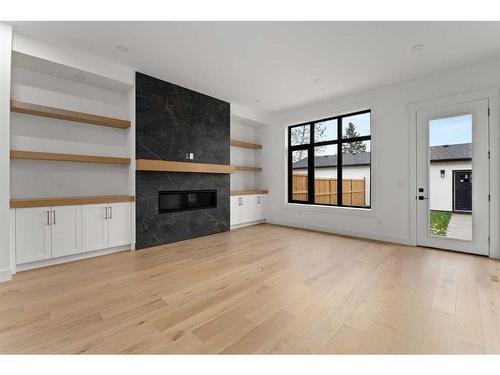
[408,88,500,258]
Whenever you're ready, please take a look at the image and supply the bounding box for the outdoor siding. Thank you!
[429,161,472,212]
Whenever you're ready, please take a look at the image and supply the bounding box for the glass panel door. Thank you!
[416,99,489,255]
[428,114,472,241]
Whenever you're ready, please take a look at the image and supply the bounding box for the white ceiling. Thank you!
[9,21,500,113]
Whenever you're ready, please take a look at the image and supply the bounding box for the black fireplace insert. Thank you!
[158,190,217,213]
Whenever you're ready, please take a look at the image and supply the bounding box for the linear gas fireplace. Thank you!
[158,190,217,213]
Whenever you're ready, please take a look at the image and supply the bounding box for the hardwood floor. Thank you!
[1,223,499,354]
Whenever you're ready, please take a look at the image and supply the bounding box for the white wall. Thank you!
[0,24,12,281]
[10,66,131,199]
[230,120,257,191]
[429,161,471,211]
[262,56,500,258]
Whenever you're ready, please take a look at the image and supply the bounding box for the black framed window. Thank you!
[288,110,371,208]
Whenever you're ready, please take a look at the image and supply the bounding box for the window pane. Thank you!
[428,114,472,240]
[290,124,310,146]
[291,149,309,201]
[314,144,337,205]
[314,119,337,143]
[342,112,370,139]
[341,140,370,207]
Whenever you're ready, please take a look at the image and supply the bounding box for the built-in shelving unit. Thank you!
[11,150,131,165]
[11,100,131,129]
[230,190,268,196]
[229,128,267,216]
[233,166,262,172]
[136,159,235,173]
[230,139,262,150]
[10,195,135,208]
[9,50,136,272]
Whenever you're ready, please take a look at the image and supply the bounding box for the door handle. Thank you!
[418,196,428,200]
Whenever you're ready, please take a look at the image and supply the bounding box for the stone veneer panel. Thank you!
[135,72,230,249]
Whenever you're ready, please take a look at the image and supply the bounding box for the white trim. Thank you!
[231,220,266,230]
[15,245,131,272]
[281,202,376,217]
[9,208,16,274]
[408,88,500,258]
[268,219,410,246]
[489,95,500,259]
[0,268,12,283]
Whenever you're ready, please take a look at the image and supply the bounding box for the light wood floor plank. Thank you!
[0,223,499,354]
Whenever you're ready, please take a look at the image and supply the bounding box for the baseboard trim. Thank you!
[231,220,266,230]
[0,268,12,283]
[15,245,131,272]
[267,219,411,246]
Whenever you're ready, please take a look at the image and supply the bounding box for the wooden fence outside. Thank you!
[292,174,366,206]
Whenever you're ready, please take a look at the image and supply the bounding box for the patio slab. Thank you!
[446,213,472,241]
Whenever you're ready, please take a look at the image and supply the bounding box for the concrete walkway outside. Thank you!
[446,213,472,241]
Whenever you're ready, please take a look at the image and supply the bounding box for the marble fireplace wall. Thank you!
[135,72,230,249]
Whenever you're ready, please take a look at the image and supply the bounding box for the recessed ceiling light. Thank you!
[412,44,424,51]
[117,45,128,52]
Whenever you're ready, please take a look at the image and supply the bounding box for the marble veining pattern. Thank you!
[135,73,230,249]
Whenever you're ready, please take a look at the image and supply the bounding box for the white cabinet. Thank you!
[15,202,132,266]
[15,207,51,264]
[108,202,132,247]
[230,196,240,226]
[16,205,82,263]
[255,195,266,221]
[82,202,131,252]
[51,205,82,258]
[82,204,109,252]
[230,194,267,227]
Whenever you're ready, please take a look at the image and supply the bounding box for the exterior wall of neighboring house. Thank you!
[294,165,371,204]
[429,161,472,212]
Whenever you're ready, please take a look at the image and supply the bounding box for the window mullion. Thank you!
[308,124,315,204]
[337,117,343,206]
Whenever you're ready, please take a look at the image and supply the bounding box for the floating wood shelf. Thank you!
[233,166,262,172]
[11,150,131,165]
[11,100,131,129]
[230,139,262,150]
[230,190,268,196]
[136,159,235,174]
[10,195,135,208]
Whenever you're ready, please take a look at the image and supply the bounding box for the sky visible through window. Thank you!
[429,114,472,146]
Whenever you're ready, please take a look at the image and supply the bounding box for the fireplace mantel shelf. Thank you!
[136,159,235,174]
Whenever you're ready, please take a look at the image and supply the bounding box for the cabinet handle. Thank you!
[46,210,50,226]
[109,206,113,219]
[105,207,108,220]
[52,210,56,225]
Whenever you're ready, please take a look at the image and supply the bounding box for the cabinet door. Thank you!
[51,205,82,257]
[255,195,266,221]
[230,196,241,226]
[108,203,132,248]
[82,204,109,253]
[15,207,51,264]
[240,195,257,224]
